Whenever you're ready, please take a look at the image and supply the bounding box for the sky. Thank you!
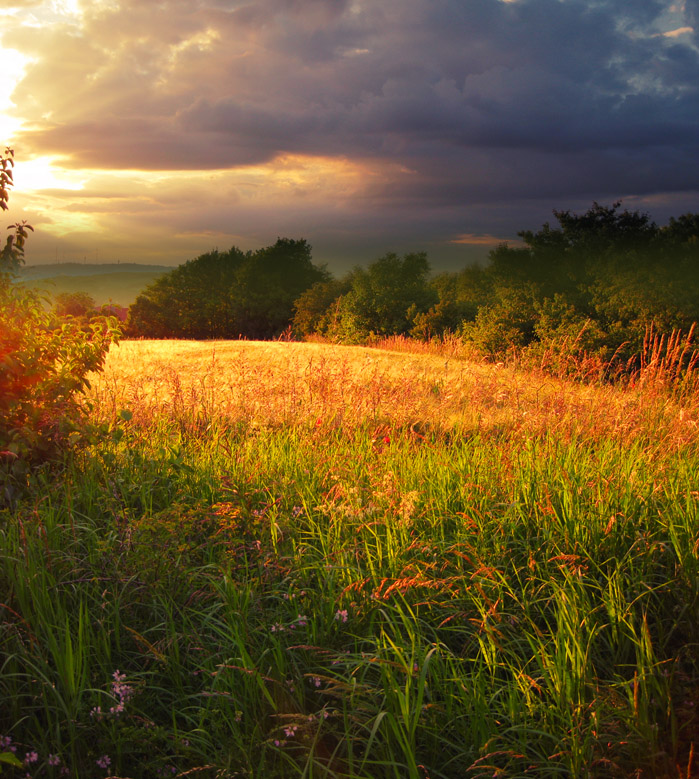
[1,0,698,273]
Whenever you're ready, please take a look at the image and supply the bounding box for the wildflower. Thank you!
[48,754,61,766]
[111,670,133,703]
[310,676,321,688]
[90,705,103,719]
[335,609,348,623]
[96,754,111,769]
[296,614,308,627]
[383,435,390,444]
[283,725,298,738]
[291,505,303,518]
[24,752,39,764]
[234,711,242,723]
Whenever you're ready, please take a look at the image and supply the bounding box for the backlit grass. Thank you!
[1,339,698,778]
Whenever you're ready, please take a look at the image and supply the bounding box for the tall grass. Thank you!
[1,340,698,777]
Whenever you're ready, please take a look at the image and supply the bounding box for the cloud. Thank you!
[450,233,516,246]
[2,0,699,269]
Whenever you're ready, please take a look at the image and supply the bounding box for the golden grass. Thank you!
[89,339,699,449]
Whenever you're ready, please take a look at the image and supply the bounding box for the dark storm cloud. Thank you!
[4,0,699,267]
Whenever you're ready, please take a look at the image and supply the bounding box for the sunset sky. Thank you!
[1,0,698,272]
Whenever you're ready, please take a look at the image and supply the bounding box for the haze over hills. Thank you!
[18,263,173,281]
[16,263,173,307]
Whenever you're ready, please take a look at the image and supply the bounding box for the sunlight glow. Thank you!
[450,233,514,246]
[50,0,84,22]
[0,47,32,143]
[662,26,694,37]
[13,156,86,192]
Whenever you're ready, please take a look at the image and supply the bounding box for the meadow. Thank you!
[1,338,698,778]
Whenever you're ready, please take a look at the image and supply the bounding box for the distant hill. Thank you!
[19,262,173,281]
[15,266,171,307]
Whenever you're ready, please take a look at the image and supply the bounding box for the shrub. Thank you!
[0,148,120,492]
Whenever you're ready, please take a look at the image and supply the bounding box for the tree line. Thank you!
[127,202,699,370]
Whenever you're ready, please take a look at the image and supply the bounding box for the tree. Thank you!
[53,291,97,319]
[461,201,699,364]
[128,239,329,340]
[333,251,436,340]
[292,278,349,338]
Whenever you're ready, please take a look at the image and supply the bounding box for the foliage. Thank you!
[53,290,97,318]
[324,252,437,342]
[292,278,350,337]
[128,239,329,339]
[0,148,120,485]
[455,202,699,369]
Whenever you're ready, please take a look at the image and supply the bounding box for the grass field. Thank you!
[1,339,698,778]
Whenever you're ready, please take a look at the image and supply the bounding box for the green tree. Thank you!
[462,202,699,363]
[53,291,97,319]
[128,247,249,338]
[128,239,328,339]
[292,277,350,338]
[334,251,436,340]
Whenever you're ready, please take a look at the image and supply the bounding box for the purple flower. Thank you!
[96,754,111,769]
[24,752,39,765]
[48,754,61,766]
[335,609,348,623]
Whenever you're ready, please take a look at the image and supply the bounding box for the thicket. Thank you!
[456,204,699,369]
[127,239,328,339]
[293,202,699,374]
[0,148,119,498]
[127,202,699,380]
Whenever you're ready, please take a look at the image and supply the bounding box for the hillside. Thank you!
[3,339,698,778]
[16,268,170,306]
[18,262,172,280]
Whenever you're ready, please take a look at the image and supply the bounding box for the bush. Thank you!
[0,148,120,494]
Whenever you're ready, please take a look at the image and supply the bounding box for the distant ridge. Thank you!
[14,266,171,307]
[18,262,174,281]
